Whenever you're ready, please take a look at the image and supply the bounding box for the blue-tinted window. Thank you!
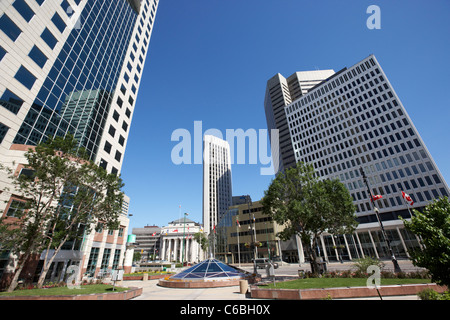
[51,12,66,33]
[0,46,6,61]
[15,66,37,90]
[1,89,24,114]
[0,122,10,144]
[15,0,138,159]
[13,0,35,22]
[0,14,22,41]
[41,28,58,49]
[28,45,48,68]
[61,0,71,13]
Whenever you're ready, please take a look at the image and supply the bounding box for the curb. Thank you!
[250,283,448,300]
[0,286,142,300]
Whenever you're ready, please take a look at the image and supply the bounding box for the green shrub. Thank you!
[352,257,385,275]
[418,289,450,300]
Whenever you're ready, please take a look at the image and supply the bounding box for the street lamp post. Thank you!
[182,212,188,265]
[360,167,402,273]
[244,195,259,275]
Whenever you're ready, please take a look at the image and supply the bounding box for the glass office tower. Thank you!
[0,0,159,285]
[1,0,158,173]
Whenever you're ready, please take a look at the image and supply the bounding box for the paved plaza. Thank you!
[126,260,425,300]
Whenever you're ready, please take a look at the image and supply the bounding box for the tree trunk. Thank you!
[309,237,320,275]
[36,232,72,288]
[36,262,50,288]
[7,251,30,292]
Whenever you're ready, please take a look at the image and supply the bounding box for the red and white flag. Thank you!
[213,225,216,234]
[370,194,382,201]
[152,232,156,236]
[236,219,241,228]
[401,191,414,205]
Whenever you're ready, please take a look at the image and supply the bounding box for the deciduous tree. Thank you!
[402,197,450,288]
[261,162,358,274]
[0,135,123,291]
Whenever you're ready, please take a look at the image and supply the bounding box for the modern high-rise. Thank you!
[0,0,159,285]
[264,70,335,174]
[202,135,232,235]
[277,54,450,262]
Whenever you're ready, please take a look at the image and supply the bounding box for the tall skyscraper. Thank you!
[278,54,450,260]
[264,70,335,174]
[0,0,159,284]
[1,0,158,173]
[202,135,232,235]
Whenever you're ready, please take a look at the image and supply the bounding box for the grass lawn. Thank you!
[260,277,431,290]
[0,284,129,297]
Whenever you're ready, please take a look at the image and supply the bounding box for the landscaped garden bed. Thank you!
[251,265,448,300]
[258,277,432,290]
[0,284,128,297]
[123,271,174,281]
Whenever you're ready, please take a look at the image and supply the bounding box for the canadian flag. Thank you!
[213,225,216,233]
[370,194,383,201]
[151,232,156,236]
[236,219,241,228]
[402,191,414,205]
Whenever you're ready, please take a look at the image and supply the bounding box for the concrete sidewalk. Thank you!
[126,279,251,300]
[125,278,422,300]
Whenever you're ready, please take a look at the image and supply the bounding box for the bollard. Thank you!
[239,279,248,294]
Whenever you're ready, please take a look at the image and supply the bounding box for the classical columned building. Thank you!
[160,218,204,263]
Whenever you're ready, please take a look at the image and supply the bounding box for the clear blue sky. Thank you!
[121,0,450,232]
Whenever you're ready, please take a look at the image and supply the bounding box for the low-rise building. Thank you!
[132,225,161,262]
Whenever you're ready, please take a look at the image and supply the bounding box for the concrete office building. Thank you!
[279,54,450,262]
[132,225,161,262]
[0,0,159,286]
[264,70,335,174]
[202,135,232,235]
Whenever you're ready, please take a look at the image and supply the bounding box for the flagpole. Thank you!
[401,191,413,218]
[360,167,402,273]
[237,220,241,267]
[182,212,188,265]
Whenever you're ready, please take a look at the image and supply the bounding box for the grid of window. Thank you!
[13,0,138,160]
[285,56,450,217]
[112,249,121,270]
[0,122,10,144]
[100,248,111,270]
[13,0,35,22]
[28,45,48,68]
[6,199,27,218]
[14,66,37,90]
[1,89,24,114]
[204,137,232,234]
[0,14,22,41]
[86,247,99,275]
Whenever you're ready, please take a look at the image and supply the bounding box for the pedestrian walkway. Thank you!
[126,279,250,300]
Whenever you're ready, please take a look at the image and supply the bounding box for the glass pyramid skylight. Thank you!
[169,258,246,281]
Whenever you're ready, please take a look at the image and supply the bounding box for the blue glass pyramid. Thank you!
[169,258,246,281]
